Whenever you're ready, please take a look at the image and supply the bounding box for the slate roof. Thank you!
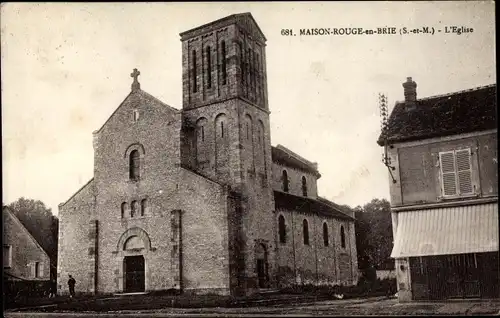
[377,84,497,145]
[274,191,354,221]
[271,145,321,178]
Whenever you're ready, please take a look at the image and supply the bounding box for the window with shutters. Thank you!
[439,148,474,198]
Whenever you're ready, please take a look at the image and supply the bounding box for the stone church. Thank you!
[57,13,358,296]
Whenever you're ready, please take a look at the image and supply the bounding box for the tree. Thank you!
[7,197,59,279]
[353,198,393,282]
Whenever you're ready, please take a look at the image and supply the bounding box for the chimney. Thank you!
[402,77,417,110]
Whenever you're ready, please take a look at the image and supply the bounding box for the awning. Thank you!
[391,202,498,258]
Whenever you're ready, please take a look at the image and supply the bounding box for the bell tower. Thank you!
[180,12,268,111]
[179,13,276,294]
[179,13,271,185]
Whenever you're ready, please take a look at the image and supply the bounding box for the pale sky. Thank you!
[1,2,496,215]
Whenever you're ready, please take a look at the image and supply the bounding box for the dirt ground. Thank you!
[5,296,500,317]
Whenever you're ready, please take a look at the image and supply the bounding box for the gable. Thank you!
[96,89,180,136]
[2,208,50,259]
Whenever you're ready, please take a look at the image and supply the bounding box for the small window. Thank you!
[340,226,346,249]
[34,262,40,278]
[302,176,308,197]
[129,150,140,181]
[221,121,224,138]
[278,215,286,244]
[131,200,138,218]
[133,110,140,122]
[3,245,12,268]
[121,202,128,219]
[303,219,309,245]
[323,223,329,246]
[141,199,147,216]
[282,170,289,192]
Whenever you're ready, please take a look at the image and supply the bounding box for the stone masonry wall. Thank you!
[57,179,95,294]
[272,162,319,199]
[275,209,357,287]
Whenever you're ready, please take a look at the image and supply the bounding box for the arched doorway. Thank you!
[255,243,269,288]
[124,255,145,292]
[123,235,146,293]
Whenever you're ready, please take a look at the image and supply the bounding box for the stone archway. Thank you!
[113,227,154,293]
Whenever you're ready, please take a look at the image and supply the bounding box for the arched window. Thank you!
[303,219,309,245]
[121,202,128,219]
[340,225,346,248]
[221,40,227,85]
[245,114,253,141]
[192,50,197,93]
[129,150,140,181]
[282,170,289,192]
[278,215,286,244]
[206,46,212,89]
[196,117,207,143]
[302,176,308,197]
[323,222,329,246]
[131,200,138,218]
[140,199,147,216]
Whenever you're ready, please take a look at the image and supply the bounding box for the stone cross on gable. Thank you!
[131,68,141,91]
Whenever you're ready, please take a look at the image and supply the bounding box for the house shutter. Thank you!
[456,148,473,194]
[439,151,457,196]
[30,262,35,278]
[39,262,44,278]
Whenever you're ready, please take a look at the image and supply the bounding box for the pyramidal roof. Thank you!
[179,12,267,42]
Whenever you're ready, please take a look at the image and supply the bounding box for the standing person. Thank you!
[67,275,76,298]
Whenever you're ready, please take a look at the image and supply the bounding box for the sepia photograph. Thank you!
[2,2,498,317]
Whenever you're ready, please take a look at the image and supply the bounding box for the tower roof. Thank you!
[180,12,267,42]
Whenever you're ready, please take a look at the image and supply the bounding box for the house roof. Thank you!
[272,145,321,178]
[2,207,50,259]
[274,191,355,221]
[377,84,497,145]
[179,12,267,42]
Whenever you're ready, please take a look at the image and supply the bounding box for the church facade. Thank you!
[57,13,358,296]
